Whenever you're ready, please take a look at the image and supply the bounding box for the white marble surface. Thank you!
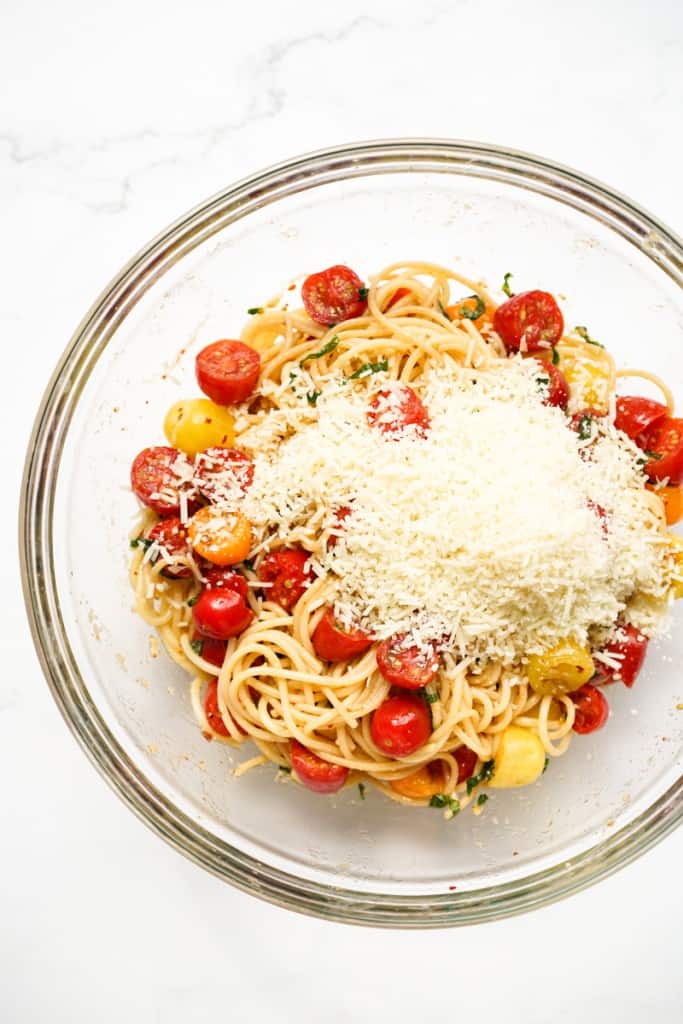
[2,1,682,1020]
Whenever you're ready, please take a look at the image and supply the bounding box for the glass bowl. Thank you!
[20,140,683,927]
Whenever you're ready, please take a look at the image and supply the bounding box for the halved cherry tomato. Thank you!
[201,565,249,601]
[371,693,432,758]
[301,265,367,325]
[571,684,609,734]
[493,290,564,353]
[637,416,683,485]
[587,500,608,536]
[192,631,227,669]
[454,745,478,784]
[596,624,648,688]
[188,507,252,566]
[196,340,261,406]
[193,447,254,502]
[532,357,569,410]
[447,295,493,325]
[258,549,314,611]
[290,739,349,794]
[147,516,192,578]
[130,446,194,515]
[376,635,439,690]
[192,588,253,639]
[614,396,668,439]
[389,761,446,798]
[367,386,430,438]
[204,680,231,737]
[647,483,683,525]
[312,608,373,662]
[570,407,606,440]
[327,505,352,549]
[386,287,411,310]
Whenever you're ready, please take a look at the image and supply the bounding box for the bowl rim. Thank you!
[20,138,683,927]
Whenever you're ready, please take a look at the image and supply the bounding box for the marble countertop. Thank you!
[2,1,682,1020]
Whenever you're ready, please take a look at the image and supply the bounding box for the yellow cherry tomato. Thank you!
[489,725,546,789]
[188,507,252,566]
[670,535,683,599]
[527,639,595,697]
[389,762,446,799]
[556,348,611,414]
[647,484,683,526]
[164,399,235,457]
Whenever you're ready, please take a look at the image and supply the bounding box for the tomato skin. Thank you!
[188,507,252,566]
[376,635,439,690]
[290,739,349,793]
[196,340,261,405]
[192,631,227,669]
[371,694,432,758]
[147,517,192,578]
[193,447,254,501]
[571,684,609,734]
[312,608,373,662]
[493,290,564,353]
[533,357,569,410]
[201,565,249,601]
[258,549,313,611]
[204,680,231,737]
[638,416,683,485]
[367,386,430,438]
[386,287,411,310]
[130,446,193,515]
[647,483,683,525]
[614,396,668,440]
[301,265,367,325]
[192,588,253,640]
[454,745,478,784]
[597,624,648,688]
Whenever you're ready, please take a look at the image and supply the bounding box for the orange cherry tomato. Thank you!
[646,483,683,525]
[188,507,252,566]
[446,296,494,326]
[389,761,446,798]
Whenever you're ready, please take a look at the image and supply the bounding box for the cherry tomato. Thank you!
[192,588,253,640]
[447,296,494,325]
[367,386,430,438]
[290,739,349,794]
[637,416,683,485]
[647,483,683,526]
[386,287,411,310]
[532,357,569,410]
[204,680,231,737]
[192,631,227,669]
[587,500,608,536]
[389,761,446,798]
[327,505,352,549]
[258,549,313,612]
[370,693,432,758]
[147,516,192,578]
[188,507,252,566]
[193,447,254,502]
[376,635,439,690]
[130,446,193,515]
[571,684,609,734]
[196,340,261,406]
[614,396,668,439]
[570,408,606,442]
[301,265,367,325]
[454,745,478,784]
[312,608,373,662]
[493,290,564,353]
[597,624,648,688]
[201,565,249,601]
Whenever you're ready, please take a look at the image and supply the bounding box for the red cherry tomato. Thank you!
[370,693,432,758]
[204,680,231,737]
[312,608,373,662]
[493,290,564,353]
[614,396,668,440]
[258,548,313,612]
[290,739,349,794]
[367,386,430,438]
[571,684,609,734]
[637,416,683,485]
[193,447,254,501]
[376,635,439,690]
[196,340,261,405]
[201,565,249,601]
[147,516,192,578]
[192,588,253,640]
[386,287,411,309]
[597,624,648,688]
[327,505,352,549]
[532,357,569,409]
[130,446,194,515]
[454,745,478,784]
[192,631,227,669]
[301,265,367,325]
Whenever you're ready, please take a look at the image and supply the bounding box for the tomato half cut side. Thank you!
[301,265,367,325]
[571,684,609,734]
[614,396,668,440]
[196,340,261,406]
[376,635,439,690]
[312,609,373,662]
[290,740,349,793]
[258,548,314,611]
[367,386,430,438]
[638,416,683,485]
[130,446,192,515]
[493,290,564,353]
[193,447,254,501]
[597,624,648,688]
[147,516,192,578]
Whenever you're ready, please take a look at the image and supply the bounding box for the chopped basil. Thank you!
[278,765,291,774]
[187,594,200,607]
[190,638,203,655]
[358,782,366,800]
[130,536,153,550]
[543,755,549,774]
[437,300,452,321]
[577,414,594,441]
[247,306,263,315]
[429,794,460,815]
[643,449,663,461]
[299,337,339,365]
[242,558,255,571]
[345,359,389,381]
[466,759,495,795]
[306,389,321,406]
[551,346,560,366]
[476,793,488,807]
[358,287,369,301]
[460,294,486,321]
[535,374,550,392]
[423,687,439,704]
[502,272,514,298]
[574,325,604,348]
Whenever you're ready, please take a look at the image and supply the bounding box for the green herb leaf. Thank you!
[551,346,560,366]
[345,359,389,381]
[577,414,594,441]
[429,794,448,808]
[241,558,255,572]
[466,758,495,794]
[278,765,291,774]
[459,294,486,321]
[437,300,452,321]
[643,449,663,461]
[423,687,439,704]
[574,325,604,348]
[130,536,153,550]
[476,793,488,807]
[187,594,200,607]
[247,307,264,315]
[299,337,339,366]
[543,755,549,774]
[358,287,369,301]
[358,782,366,800]
[306,389,321,406]
[190,638,203,655]
[502,272,514,298]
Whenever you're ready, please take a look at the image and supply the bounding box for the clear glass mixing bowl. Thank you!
[20,140,683,926]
